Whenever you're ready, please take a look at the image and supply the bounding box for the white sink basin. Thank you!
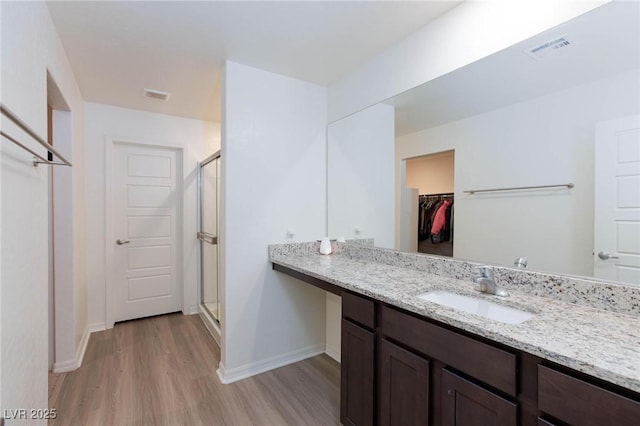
[417,290,534,325]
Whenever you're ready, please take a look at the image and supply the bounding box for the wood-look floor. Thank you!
[49,313,340,426]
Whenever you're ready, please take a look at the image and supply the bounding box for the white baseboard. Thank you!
[216,363,227,383]
[325,344,341,363]
[87,322,106,333]
[216,343,325,384]
[53,359,78,373]
[53,326,91,373]
[184,304,199,315]
[75,326,91,366]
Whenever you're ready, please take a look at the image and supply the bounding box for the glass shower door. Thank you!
[198,152,220,323]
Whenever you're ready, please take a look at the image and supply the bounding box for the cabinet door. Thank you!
[341,319,375,426]
[538,365,640,426]
[379,339,430,426]
[442,369,517,426]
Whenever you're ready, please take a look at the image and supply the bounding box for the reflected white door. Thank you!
[112,143,181,322]
[594,115,640,285]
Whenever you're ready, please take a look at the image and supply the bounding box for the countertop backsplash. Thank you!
[268,239,374,258]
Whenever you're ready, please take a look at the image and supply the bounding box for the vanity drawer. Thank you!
[381,305,517,396]
[342,291,375,329]
[538,365,640,425]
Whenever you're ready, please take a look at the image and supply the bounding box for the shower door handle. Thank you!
[197,232,217,245]
[116,239,130,245]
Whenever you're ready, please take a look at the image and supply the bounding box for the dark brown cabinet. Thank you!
[379,304,518,426]
[538,365,640,426]
[341,316,375,425]
[379,339,430,426]
[441,369,517,426]
[335,289,640,426]
[380,305,516,397]
[341,290,377,425]
[340,290,520,426]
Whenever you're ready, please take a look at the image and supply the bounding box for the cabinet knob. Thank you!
[447,389,452,396]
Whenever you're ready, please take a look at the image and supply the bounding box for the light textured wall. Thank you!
[84,102,219,329]
[220,61,327,382]
[1,1,85,419]
[328,1,606,122]
[406,151,454,195]
[396,69,640,276]
[327,103,395,247]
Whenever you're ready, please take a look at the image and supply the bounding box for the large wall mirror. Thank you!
[327,1,640,286]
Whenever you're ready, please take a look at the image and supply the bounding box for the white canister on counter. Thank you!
[319,237,332,255]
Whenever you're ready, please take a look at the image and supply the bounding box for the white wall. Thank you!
[1,1,85,420]
[396,69,640,277]
[84,103,219,329]
[328,1,606,122]
[220,61,327,383]
[327,103,395,247]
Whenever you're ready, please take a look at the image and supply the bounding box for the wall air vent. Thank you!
[143,88,171,101]
[524,35,571,60]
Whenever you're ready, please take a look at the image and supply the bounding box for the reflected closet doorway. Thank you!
[198,151,221,344]
[405,150,455,257]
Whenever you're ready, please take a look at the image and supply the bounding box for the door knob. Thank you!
[116,239,130,245]
[598,251,619,260]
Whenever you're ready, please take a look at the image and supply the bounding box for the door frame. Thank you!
[50,109,76,371]
[197,150,221,315]
[105,138,185,328]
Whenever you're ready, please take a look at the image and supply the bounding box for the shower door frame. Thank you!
[198,150,221,323]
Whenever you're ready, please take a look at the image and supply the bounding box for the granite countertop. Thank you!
[270,249,640,393]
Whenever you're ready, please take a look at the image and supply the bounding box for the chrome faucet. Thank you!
[514,256,528,268]
[474,266,509,297]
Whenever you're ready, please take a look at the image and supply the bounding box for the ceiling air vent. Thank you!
[524,35,571,60]
[143,88,171,101]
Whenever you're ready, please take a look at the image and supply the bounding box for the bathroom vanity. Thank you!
[269,242,640,426]
[338,290,638,426]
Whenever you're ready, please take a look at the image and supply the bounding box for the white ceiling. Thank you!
[46,1,462,122]
[389,1,640,136]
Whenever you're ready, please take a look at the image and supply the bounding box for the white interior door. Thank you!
[112,143,182,322]
[594,115,640,285]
